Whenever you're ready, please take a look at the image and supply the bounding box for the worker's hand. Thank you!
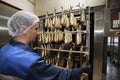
[81,62,92,74]
[80,73,88,80]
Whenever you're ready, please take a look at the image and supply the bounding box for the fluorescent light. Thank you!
[0,15,10,20]
[0,26,8,30]
[94,30,104,33]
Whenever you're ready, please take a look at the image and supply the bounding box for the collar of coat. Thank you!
[9,39,33,52]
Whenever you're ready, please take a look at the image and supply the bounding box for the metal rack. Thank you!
[37,30,87,34]
[32,6,90,70]
[34,47,89,55]
[108,37,120,66]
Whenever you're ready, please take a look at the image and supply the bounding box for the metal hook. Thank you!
[54,8,57,13]
[46,12,48,15]
[76,3,81,10]
[81,4,85,10]
[70,5,73,12]
[61,6,64,14]
[53,8,57,16]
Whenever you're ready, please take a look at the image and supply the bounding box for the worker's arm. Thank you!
[26,58,86,80]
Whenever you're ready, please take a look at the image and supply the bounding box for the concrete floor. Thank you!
[103,57,120,80]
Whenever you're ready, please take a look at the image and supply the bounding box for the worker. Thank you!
[0,10,91,80]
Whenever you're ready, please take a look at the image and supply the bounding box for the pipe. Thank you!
[106,0,108,8]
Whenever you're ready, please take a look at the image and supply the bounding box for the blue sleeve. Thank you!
[26,58,84,80]
[0,49,41,79]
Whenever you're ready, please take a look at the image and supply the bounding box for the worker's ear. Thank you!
[19,25,27,33]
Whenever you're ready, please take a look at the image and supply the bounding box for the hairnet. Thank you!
[7,10,39,37]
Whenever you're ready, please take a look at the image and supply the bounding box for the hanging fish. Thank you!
[45,14,50,28]
[45,30,49,43]
[66,48,73,69]
[41,33,45,43]
[54,29,57,42]
[39,33,42,42]
[76,27,82,45]
[70,13,77,29]
[61,14,66,26]
[64,29,72,44]
[81,9,86,26]
[58,30,63,41]
[57,17,62,29]
[41,45,44,57]
[65,15,70,28]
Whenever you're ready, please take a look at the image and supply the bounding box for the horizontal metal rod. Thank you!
[39,9,85,20]
[34,47,89,55]
[37,30,87,34]
[53,65,67,69]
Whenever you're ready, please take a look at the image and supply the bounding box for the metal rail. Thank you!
[39,8,86,20]
[37,30,87,34]
[34,47,89,55]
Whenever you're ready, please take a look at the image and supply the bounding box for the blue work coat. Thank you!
[0,40,83,80]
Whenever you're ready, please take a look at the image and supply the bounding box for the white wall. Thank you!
[35,0,106,16]
[1,0,35,13]
[28,0,35,5]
